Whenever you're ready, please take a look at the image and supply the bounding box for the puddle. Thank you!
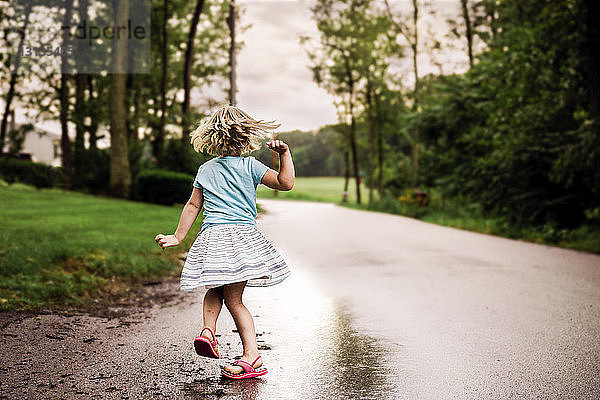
[182,376,264,400]
[181,269,402,399]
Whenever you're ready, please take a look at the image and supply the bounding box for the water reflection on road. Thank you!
[182,268,401,400]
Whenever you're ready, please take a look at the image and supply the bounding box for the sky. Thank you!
[232,0,472,132]
[234,0,339,132]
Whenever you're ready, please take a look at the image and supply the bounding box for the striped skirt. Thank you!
[180,223,291,291]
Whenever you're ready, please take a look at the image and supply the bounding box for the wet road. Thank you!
[2,199,600,399]
[247,199,600,399]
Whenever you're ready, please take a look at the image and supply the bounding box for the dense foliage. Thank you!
[306,0,599,231]
[413,0,599,227]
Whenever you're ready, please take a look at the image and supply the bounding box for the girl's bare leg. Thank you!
[201,286,224,339]
[222,281,262,373]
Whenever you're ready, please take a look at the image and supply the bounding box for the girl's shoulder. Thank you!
[197,157,219,170]
[198,156,259,171]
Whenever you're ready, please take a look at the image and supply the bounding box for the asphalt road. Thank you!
[2,199,599,399]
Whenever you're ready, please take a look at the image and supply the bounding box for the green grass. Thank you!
[0,184,200,310]
[257,176,373,203]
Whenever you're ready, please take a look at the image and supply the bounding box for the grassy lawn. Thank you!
[257,176,373,203]
[0,185,199,311]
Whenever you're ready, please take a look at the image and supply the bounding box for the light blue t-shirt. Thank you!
[193,156,270,233]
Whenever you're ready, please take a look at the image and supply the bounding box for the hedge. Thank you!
[131,169,194,205]
[0,158,63,188]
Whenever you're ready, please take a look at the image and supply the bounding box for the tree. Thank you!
[307,0,391,204]
[227,0,237,105]
[153,0,169,159]
[59,0,74,188]
[148,0,231,153]
[0,1,33,153]
[73,0,90,180]
[460,0,474,67]
[384,0,421,186]
[182,0,206,138]
[109,0,132,197]
[412,0,600,227]
[446,0,492,68]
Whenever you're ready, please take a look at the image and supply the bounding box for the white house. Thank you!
[2,108,110,167]
[19,125,62,166]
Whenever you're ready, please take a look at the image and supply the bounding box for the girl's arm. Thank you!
[155,187,204,248]
[262,139,295,191]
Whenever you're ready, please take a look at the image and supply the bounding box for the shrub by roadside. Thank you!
[346,191,600,254]
[0,158,63,188]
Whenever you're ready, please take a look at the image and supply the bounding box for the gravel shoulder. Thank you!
[0,280,192,399]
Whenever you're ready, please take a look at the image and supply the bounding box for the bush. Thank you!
[131,169,194,205]
[0,157,63,188]
[72,149,110,193]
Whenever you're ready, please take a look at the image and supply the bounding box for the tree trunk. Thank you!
[73,0,89,181]
[130,78,141,146]
[87,76,99,152]
[154,0,168,159]
[1,3,32,153]
[74,73,86,176]
[122,63,137,147]
[109,0,132,197]
[411,0,419,101]
[227,0,237,105]
[374,91,384,197]
[366,83,375,205]
[349,114,361,205]
[345,58,361,204]
[182,0,205,141]
[461,0,474,67]
[343,149,350,203]
[411,0,419,187]
[60,0,74,188]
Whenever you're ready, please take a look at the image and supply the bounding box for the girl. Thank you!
[154,105,294,379]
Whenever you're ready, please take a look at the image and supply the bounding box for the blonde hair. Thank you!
[190,104,280,155]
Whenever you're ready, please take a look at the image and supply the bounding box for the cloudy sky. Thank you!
[234,0,471,132]
[235,0,338,132]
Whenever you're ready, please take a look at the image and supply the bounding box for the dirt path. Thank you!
[1,199,599,399]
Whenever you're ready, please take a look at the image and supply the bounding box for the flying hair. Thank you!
[190,104,280,155]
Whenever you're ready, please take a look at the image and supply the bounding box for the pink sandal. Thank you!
[194,327,219,359]
[221,356,268,379]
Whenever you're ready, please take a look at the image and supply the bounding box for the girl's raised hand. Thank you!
[266,139,289,154]
[155,234,180,249]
